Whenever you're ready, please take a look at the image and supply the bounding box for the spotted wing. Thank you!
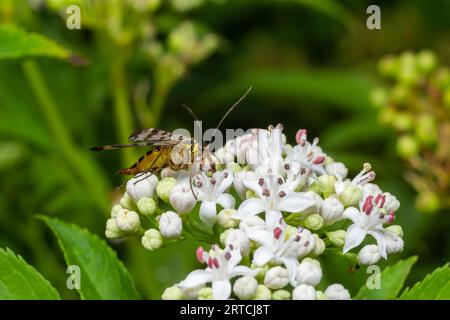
[129,128,192,146]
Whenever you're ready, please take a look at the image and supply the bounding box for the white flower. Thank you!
[159,211,182,238]
[194,170,235,226]
[169,178,197,214]
[264,266,289,289]
[285,129,326,176]
[326,161,348,180]
[292,284,316,300]
[126,172,158,201]
[296,258,322,286]
[162,287,185,300]
[385,232,404,254]
[235,131,258,165]
[177,245,255,300]
[324,284,351,300]
[233,170,258,199]
[247,220,315,286]
[239,215,266,232]
[236,174,315,228]
[253,285,272,300]
[252,124,284,175]
[233,276,258,299]
[215,140,235,164]
[311,234,325,256]
[105,218,124,239]
[357,244,381,265]
[320,196,344,225]
[223,229,250,256]
[335,163,376,206]
[343,192,399,258]
[217,208,239,229]
[115,209,140,232]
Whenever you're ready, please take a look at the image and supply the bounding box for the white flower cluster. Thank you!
[105,124,404,300]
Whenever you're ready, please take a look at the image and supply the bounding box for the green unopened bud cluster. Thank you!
[372,50,450,213]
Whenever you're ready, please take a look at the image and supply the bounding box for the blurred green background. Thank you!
[0,0,449,299]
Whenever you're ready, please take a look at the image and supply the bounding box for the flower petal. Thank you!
[212,280,232,300]
[199,200,217,226]
[278,193,315,213]
[280,257,299,287]
[343,224,367,254]
[229,265,256,278]
[216,170,234,194]
[236,198,266,219]
[266,210,283,230]
[246,229,273,247]
[368,230,387,259]
[342,207,361,224]
[177,269,212,289]
[252,246,273,266]
[216,193,235,210]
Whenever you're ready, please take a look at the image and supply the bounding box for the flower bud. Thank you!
[357,244,381,265]
[292,284,316,300]
[327,230,346,247]
[233,276,258,300]
[245,189,258,199]
[224,229,250,256]
[398,51,419,84]
[324,283,351,300]
[162,287,185,300]
[296,258,322,286]
[116,209,140,233]
[183,284,205,299]
[318,175,336,198]
[378,55,398,76]
[320,196,344,225]
[110,204,123,218]
[264,266,289,290]
[370,87,388,108]
[385,225,403,237]
[156,177,177,203]
[137,197,156,216]
[339,185,362,207]
[415,190,440,213]
[272,290,291,300]
[120,192,138,211]
[197,287,213,300]
[217,208,238,229]
[239,215,265,231]
[326,162,348,180]
[105,218,124,239]
[251,263,269,282]
[126,173,158,202]
[386,233,404,254]
[316,290,328,300]
[397,135,419,159]
[141,228,163,251]
[169,181,197,214]
[392,112,413,131]
[252,285,271,300]
[283,225,299,240]
[311,234,325,256]
[226,162,242,173]
[304,214,324,231]
[159,211,182,238]
[416,50,437,73]
[415,114,437,146]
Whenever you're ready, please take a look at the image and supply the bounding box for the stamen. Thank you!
[295,129,307,145]
[212,258,220,268]
[262,189,270,197]
[304,240,310,247]
[387,212,395,224]
[258,178,265,186]
[223,172,229,178]
[313,155,325,165]
[277,177,283,185]
[279,191,286,198]
[273,227,282,239]
[224,251,232,261]
[284,163,290,170]
[362,196,374,215]
[294,235,301,242]
[196,181,203,188]
[210,178,216,185]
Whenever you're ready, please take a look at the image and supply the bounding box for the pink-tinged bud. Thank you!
[196,246,204,263]
[375,194,382,204]
[387,212,395,224]
[313,156,325,165]
[273,227,282,239]
[296,129,307,144]
[208,257,214,268]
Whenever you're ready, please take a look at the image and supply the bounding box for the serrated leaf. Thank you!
[0,248,60,300]
[40,216,141,300]
[0,24,70,60]
[400,263,450,300]
[356,256,417,300]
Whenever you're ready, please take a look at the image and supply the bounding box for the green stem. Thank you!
[110,57,137,167]
[21,60,108,212]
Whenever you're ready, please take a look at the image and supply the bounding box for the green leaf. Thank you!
[0,248,60,300]
[40,216,141,300]
[356,256,418,300]
[0,24,70,60]
[400,263,450,300]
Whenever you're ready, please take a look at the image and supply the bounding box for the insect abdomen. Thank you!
[117,147,171,175]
